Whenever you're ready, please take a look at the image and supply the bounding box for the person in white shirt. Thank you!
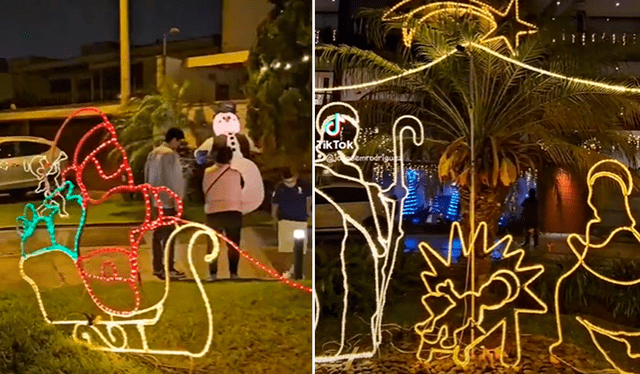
[144,128,186,280]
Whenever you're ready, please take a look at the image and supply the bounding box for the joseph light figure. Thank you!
[314,102,424,362]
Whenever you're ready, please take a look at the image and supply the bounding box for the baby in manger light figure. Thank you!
[314,102,424,362]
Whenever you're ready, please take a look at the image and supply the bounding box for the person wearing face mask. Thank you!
[271,168,311,278]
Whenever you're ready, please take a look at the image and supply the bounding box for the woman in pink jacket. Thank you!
[203,146,243,280]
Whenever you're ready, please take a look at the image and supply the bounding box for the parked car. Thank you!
[315,181,388,234]
[0,136,67,198]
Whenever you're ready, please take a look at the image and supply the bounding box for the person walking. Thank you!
[271,168,311,278]
[144,128,187,280]
[203,146,243,280]
[521,188,539,248]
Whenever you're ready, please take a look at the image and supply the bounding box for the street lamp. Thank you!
[161,27,180,86]
[163,27,180,57]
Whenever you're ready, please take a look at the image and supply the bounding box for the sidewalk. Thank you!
[0,224,312,289]
[408,231,640,262]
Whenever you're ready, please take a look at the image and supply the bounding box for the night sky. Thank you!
[0,0,222,60]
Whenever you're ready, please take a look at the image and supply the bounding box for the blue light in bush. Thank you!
[498,214,507,228]
[450,238,462,264]
[404,237,419,253]
[491,240,507,261]
[403,170,419,216]
[445,186,460,221]
[431,197,441,216]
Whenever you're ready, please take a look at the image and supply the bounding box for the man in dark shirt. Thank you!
[521,188,538,248]
[272,168,311,278]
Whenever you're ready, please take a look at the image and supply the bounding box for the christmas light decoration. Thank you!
[23,151,70,217]
[18,107,311,357]
[382,0,537,55]
[445,186,460,221]
[315,50,457,93]
[314,102,424,362]
[549,159,640,374]
[318,40,640,95]
[24,151,68,195]
[416,221,547,368]
[20,220,221,357]
[403,169,420,216]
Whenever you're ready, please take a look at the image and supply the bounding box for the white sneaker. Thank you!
[283,271,292,279]
[207,274,217,282]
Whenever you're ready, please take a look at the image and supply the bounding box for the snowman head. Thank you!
[212,111,241,136]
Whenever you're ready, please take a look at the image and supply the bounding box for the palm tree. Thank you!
[111,78,192,182]
[318,8,640,256]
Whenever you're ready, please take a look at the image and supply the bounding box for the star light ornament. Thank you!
[314,102,424,363]
[416,222,547,368]
[550,159,640,374]
[383,0,537,55]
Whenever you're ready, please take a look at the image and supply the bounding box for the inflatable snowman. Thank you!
[195,110,264,214]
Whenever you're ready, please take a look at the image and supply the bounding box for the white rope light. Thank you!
[21,221,220,357]
[314,102,424,363]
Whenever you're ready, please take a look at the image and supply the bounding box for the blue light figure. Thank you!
[402,170,420,216]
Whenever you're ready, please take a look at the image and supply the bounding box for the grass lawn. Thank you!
[0,281,312,373]
[315,291,639,372]
[1,197,275,228]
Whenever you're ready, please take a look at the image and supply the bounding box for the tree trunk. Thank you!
[459,185,510,284]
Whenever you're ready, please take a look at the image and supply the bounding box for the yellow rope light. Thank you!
[318,40,640,95]
[550,159,640,374]
[314,102,424,363]
[382,0,537,55]
[470,42,640,94]
[416,221,547,368]
[314,50,457,93]
[319,0,640,96]
[21,222,220,357]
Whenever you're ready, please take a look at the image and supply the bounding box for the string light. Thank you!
[416,221,547,368]
[315,50,457,93]
[314,102,424,362]
[319,41,640,95]
[553,32,637,46]
[549,159,640,374]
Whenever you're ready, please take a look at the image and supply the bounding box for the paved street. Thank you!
[407,231,640,262]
